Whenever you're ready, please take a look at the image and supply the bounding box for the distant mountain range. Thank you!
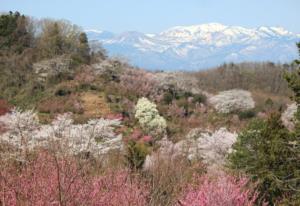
[86,23,300,71]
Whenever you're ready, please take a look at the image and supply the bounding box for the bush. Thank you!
[192,93,207,104]
[125,140,149,170]
[0,99,11,116]
[163,92,174,105]
[135,97,167,138]
[228,113,300,204]
[237,109,256,120]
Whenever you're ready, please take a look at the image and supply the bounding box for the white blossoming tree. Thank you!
[209,89,255,113]
[135,97,167,139]
[183,127,237,167]
[0,108,123,159]
[143,127,237,171]
[281,103,297,131]
[0,108,39,157]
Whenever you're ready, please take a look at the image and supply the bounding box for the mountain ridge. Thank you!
[86,23,300,70]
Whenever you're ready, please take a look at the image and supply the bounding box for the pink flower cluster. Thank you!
[0,151,149,206]
[128,128,153,143]
[178,174,259,206]
[105,113,124,121]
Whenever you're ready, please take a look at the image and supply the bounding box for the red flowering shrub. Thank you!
[0,150,149,205]
[126,128,153,144]
[0,99,11,116]
[105,113,123,121]
[178,174,261,206]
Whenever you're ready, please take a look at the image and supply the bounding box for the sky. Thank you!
[1,0,299,34]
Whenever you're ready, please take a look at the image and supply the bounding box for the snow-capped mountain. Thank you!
[86,23,300,70]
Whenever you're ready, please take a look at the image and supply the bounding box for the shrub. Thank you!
[163,91,174,105]
[0,99,11,116]
[192,93,207,104]
[237,109,256,120]
[228,113,300,204]
[125,140,149,170]
[177,173,260,206]
[135,97,167,138]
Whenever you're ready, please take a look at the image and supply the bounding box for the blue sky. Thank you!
[1,0,299,33]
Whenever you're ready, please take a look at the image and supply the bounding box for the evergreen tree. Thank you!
[285,42,300,127]
[0,11,33,54]
[229,43,300,204]
[77,32,90,64]
[229,114,300,204]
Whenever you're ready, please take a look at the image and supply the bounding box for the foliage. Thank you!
[71,32,90,65]
[228,114,300,204]
[125,140,149,170]
[192,93,207,104]
[0,11,33,54]
[285,42,300,129]
[135,97,167,138]
[237,109,256,120]
[177,173,260,206]
[36,19,89,63]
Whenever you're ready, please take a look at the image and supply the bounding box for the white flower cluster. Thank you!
[281,103,297,131]
[0,109,123,157]
[209,89,255,113]
[182,127,237,167]
[135,97,167,137]
[0,108,39,148]
[143,127,237,170]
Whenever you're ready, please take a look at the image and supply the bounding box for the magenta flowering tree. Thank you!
[0,150,149,206]
[177,174,261,206]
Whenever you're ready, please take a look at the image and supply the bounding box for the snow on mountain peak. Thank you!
[87,23,300,70]
[257,26,292,36]
[159,23,227,41]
